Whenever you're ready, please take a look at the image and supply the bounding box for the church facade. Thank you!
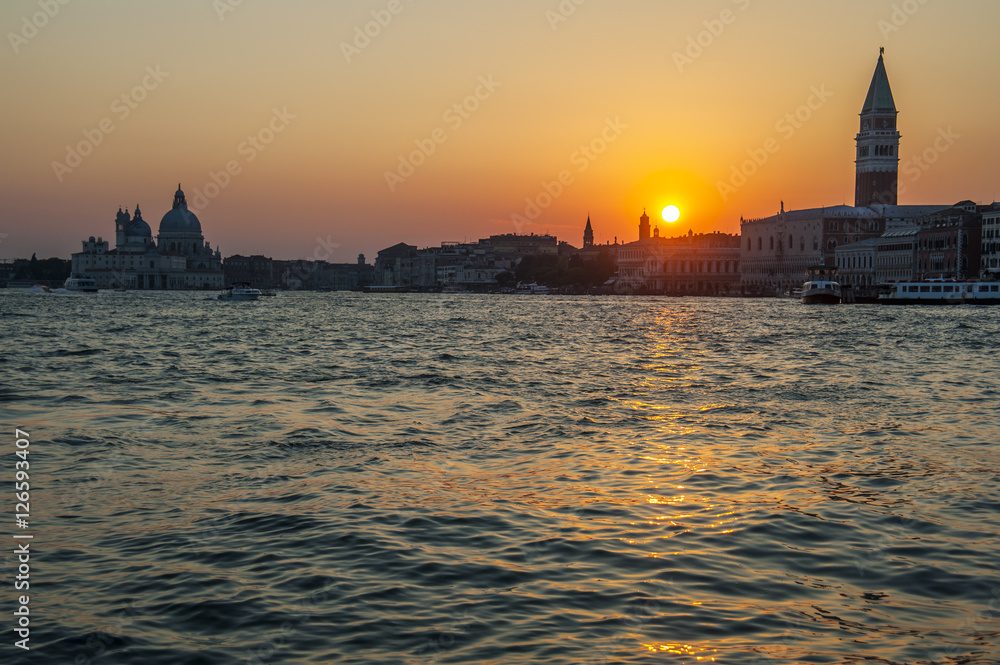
[72,186,225,290]
[740,52,953,293]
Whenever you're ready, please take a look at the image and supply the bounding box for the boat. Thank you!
[801,266,841,304]
[878,279,1000,305]
[218,284,263,301]
[801,280,842,304]
[363,285,411,293]
[516,283,551,295]
[62,275,99,293]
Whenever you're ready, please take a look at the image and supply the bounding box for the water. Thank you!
[2,291,999,664]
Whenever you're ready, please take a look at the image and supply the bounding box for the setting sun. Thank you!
[663,205,681,224]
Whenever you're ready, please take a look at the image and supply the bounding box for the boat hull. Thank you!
[802,293,842,305]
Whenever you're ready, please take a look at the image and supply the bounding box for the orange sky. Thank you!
[2,0,999,261]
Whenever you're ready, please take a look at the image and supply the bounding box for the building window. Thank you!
[769,236,774,250]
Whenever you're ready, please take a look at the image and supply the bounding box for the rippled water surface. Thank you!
[2,291,999,664]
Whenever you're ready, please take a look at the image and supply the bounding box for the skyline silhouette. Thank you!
[2,0,998,263]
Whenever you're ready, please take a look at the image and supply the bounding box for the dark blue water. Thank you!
[2,291,999,664]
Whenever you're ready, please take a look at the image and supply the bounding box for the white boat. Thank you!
[218,284,263,301]
[63,275,99,293]
[878,279,1000,305]
[801,280,841,304]
[516,283,550,295]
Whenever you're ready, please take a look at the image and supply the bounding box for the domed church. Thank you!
[71,185,225,290]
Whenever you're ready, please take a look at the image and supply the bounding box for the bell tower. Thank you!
[855,49,901,207]
[639,209,651,241]
[583,216,594,248]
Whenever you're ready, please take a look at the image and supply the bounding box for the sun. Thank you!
[662,205,681,223]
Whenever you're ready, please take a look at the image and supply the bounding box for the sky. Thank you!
[2,0,999,262]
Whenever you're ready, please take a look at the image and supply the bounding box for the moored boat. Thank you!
[801,280,842,305]
[878,279,1000,305]
[516,283,551,295]
[801,265,841,305]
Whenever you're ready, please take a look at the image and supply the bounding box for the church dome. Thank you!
[127,205,152,237]
[158,185,202,234]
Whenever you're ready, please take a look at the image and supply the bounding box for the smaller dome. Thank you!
[158,186,202,234]
[127,206,152,237]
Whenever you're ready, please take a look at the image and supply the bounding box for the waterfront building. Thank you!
[875,227,920,283]
[981,204,1000,278]
[224,254,275,289]
[319,256,376,291]
[487,234,558,257]
[72,185,224,290]
[617,211,741,295]
[915,202,982,280]
[835,237,880,289]
[374,243,419,287]
[374,234,560,289]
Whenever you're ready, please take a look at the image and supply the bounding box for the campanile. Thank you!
[855,50,901,207]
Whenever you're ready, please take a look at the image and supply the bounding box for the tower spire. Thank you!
[855,50,900,207]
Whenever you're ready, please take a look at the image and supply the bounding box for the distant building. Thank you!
[374,243,418,287]
[617,210,741,295]
[487,234,558,257]
[583,217,594,248]
[835,237,880,289]
[224,254,275,289]
[72,185,224,290]
[979,204,1000,278]
[373,234,564,289]
[318,255,376,291]
[915,202,982,280]
[876,227,920,283]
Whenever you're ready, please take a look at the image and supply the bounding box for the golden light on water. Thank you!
[642,642,718,660]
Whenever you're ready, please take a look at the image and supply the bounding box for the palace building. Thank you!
[616,210,742,295]
[72,185,225,290]
[740,52,955,293]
